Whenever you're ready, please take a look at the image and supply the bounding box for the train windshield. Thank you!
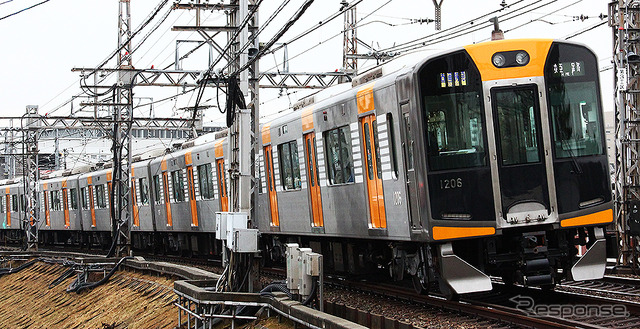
[545,43,604,158]
[420,51,487,171]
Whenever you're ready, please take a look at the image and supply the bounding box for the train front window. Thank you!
[548,81,603,158]
[494,87,541,165]
[420,51,486,171]
[545,43,604,159]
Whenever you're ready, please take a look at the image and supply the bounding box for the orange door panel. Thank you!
[360,114,387,229]
[216,159,229,212]
[88,184,96,227]
[5,194,10,227]
[304,133,323,227]
[62,189,70,227]
[264,146,280,227]
[131,179,139,227]
[44,192,50,227]
[187,166,198,226]
[162,172,172,226]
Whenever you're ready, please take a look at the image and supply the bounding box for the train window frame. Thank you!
[492,86,543,166]
[21,194,26,212]
[153,175,162,204]
[197,163,215,199]
[171,170,186,202]
[11,194,18,212]
[95,184,106,209]
[324,125,355,186]
[0,195,4,213]
[70,188,78,210]
[419,50,489,172]
[80,187,88,210]
[278,140,302,191]
[402,113,415,171]
[386,113,399,180]
[139,177,150,205]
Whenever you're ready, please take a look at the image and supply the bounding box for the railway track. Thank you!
[558,275,640,299]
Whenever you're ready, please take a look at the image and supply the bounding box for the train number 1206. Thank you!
[440,178,462,189]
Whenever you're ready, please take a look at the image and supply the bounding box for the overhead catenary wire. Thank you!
[0,0,50,21]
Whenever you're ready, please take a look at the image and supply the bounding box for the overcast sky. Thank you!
[0,0,612,128]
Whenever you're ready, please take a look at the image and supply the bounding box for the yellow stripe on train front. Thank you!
[432,226,496,240]
[560,208,613,228]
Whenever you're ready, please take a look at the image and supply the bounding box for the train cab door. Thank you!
[303,132,323,228]
[400,102,420,229]
[360,114,387,229]
[490,85,550,224]
[263,145,280,227]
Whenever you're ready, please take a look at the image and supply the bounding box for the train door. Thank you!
[62,187,70,228]
[186,165,198,227]
[360,114,387,229]
[88,178,96,227]
[131,175,139,227]
[304,132,323,228]
[263,146,279,227]
[216,158,229,212]
[400,102,420,229]
[491,85,550,222]
[4,189,10,227]
[44,189,50,227]
[162,170,173,226]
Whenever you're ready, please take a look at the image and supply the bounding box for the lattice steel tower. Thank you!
[610,0,640,270]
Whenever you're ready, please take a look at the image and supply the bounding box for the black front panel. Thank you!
[544,43,611,214]
[419,51,495,221]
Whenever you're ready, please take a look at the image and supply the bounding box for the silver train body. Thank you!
[0,39,613,294]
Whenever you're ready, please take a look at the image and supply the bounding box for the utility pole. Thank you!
[342,1,357,75]
[610,0,640,271]
[432,0,443,30]
[113,0,134,256]
[22,106,40,251]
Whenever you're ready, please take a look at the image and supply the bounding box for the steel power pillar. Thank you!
[113,0,133,256]
[22,106,40,251]
[611,0,640,271]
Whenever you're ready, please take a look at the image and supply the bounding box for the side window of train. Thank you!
[0,196,3,213]
[12,194,18,212]
[403,113,415,170]
[387,113,399,179]
[95,185,106,209]
[197,163,215,199]
[80,187,88,210]
[70,188,78,210]
[324,125,355,185]
[278,140,302,190]
[153,175,162,204]
[171,170,185,202]
[50,191,60,211]
[139,177,149,205]
[21,194,26,212]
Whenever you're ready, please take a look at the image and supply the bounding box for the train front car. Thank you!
[415,39,612,295]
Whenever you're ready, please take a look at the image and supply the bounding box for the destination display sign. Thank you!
[440,71,467,88]
[552,61,585,77]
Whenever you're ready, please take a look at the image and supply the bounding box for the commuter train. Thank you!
[1,38,612,295]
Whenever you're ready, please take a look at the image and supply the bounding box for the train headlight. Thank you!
[515,51,530,65]
[492,53,506,67]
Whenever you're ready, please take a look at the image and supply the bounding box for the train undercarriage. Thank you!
[263,225,608,297]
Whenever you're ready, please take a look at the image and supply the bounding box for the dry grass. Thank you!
[0,262,177,329]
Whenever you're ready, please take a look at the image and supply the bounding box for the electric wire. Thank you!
[378,0,530,53]
[0,0,50,21]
